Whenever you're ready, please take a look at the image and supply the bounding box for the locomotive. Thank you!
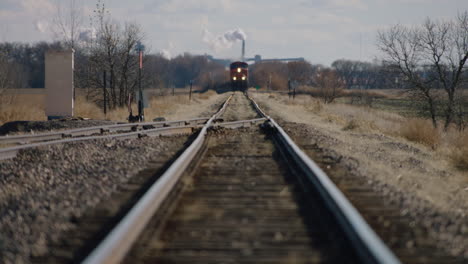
[230,61,248,91]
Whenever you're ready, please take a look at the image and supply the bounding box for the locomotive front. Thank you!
[230,61,248,91]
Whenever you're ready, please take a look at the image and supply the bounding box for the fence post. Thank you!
[103,71,107,115]
[189,80,193,101]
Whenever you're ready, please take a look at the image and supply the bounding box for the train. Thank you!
[230,61,248,91]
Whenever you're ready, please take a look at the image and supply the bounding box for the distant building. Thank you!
[206,54,305,66]
[246,55,305,64]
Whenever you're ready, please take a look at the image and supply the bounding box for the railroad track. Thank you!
[0,118,211,145]
[33,91,405,264]
[0,97,266,160]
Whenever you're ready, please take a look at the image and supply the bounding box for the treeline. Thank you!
[0,0,226,110]
[249,59,402,91]
[143,53,226,90]
[0,42,63,88]
[0,42,225,90]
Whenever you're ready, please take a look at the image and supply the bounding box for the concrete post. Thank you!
[45,49,74,120]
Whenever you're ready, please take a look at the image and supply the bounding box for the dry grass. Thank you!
[399,118,441,148]
[449,132,468,170]
[342,119,361,131]
[77,91,220,122]
[0,90,220,125]
[74,96,106,120]
[252,92,468,171]
[341,89,391,99]
[0,94,46,125]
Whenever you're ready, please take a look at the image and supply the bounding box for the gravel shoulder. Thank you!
[0,120,117,136]
[252,92,468,259]
[0,136,189,263]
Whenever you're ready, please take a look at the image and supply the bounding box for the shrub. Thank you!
[313,69,345,103]
[399,118,440,148]
[74,96,105,120]
[450,132,468,170]
[343,119,360,131]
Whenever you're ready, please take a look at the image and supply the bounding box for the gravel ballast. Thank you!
[0,135,188,263]
[0,120,118,136]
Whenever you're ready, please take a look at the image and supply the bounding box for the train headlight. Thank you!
[233,76,237,81]
[237,68,241,73]
[242,76,246,80]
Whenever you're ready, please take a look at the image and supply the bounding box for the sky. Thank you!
[1,0,468,66]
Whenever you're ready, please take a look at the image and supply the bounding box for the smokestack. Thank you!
[242,39,245,61]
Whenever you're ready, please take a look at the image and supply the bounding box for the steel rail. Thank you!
[0,117,264,161]
[247,94,401,264]
[81,94,233,264]
[0,118,210,145]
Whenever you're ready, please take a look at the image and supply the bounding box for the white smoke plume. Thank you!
[34,20,48,33]
[161,49,171,60]
[203,28,247,52]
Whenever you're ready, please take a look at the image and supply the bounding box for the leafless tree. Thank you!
[0,48,24,91]
[84,1,145,109]
[314,69,344,104]
[52,0,84,50]
[378,11,468,129]
[250,62,288,90]
[287,61,314,85]
[116,22,143,106]
[331,59,359,89]
[0,51,11,91]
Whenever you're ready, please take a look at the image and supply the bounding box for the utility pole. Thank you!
[288,78,291,99]
[136,41,145,122]
[103,71,107,115]
[290,80,296,100]
[189,80,193,101]
[268,73,272,92]
[293,82,296,100]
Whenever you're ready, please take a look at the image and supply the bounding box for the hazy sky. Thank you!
[1,0,467,65]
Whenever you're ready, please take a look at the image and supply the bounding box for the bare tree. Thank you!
[314,68,344,104]
[83,1,145,109]
[331,59,359,89]
[52,0,84,50]
[287,61,314,85]
[250,62,288,90]
[0,51,11,90]
[378,12,468,129]
[0,48,24,91]
[116,22,143,105]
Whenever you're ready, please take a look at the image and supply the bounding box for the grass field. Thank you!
[346,89,468,119]
[252,89,468,171]
[0,89,220,126]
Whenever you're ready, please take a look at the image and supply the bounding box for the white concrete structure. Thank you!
[45,49,74,119]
